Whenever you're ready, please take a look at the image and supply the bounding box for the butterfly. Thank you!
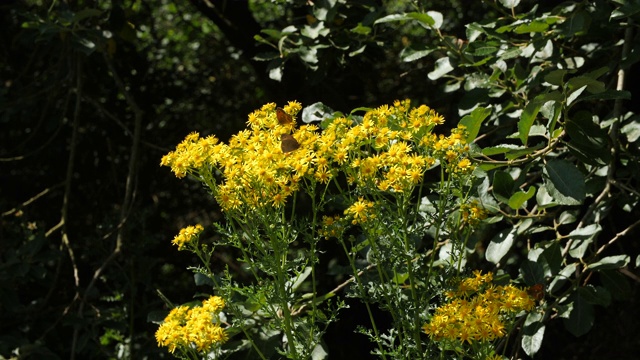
[276,107,300,153]
[276,107,294,125]
[281,134,300,153]
[527,283,545,301]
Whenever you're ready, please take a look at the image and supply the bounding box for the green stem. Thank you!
[337,237,388,360]
[398,194,423,354]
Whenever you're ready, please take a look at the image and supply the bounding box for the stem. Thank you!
[337,237,388,360]
[398,194,423,354]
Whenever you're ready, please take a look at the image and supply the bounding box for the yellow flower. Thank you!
[344,197,376,225]
[156,296,228,355]
[172,224,204,250]
[423,272,535,344]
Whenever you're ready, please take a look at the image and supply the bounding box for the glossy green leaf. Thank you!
[544,159,586,205]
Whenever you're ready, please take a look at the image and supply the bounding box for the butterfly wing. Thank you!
[276,107,293,125]
[281,134,300,153]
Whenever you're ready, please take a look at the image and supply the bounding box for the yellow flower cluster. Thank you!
[160,100,474,211]
[320,215,345,239]
[343,197,376,225]
[155,296,228,354]
[460,200,488,226]
[172,224,204,251]
[423,271,536,344]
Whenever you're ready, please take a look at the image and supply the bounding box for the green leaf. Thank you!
[577,285,611,307]
[567,224,601,259]
[520,258,545,286]
[486,227,516,264]
[541,241,563,276]
[600,269,632,300]
[562,293,594,337]
[544,159,586,205]
[549,263,577,294]
[427,57,454,80]
[519,91,562,145]
[400,45,435,62]
[374,14,410,24]
[587,255,630,270]
[565,111,611,166]
[508,186,536,209]
[522,311,545,357]
[492,171,514,203]
[566,76,605,94]
[544,69,568,86]
[514,20,549,34]
[459,106,491,142]
[406,12,435,27]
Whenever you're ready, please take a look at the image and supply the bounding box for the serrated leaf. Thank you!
[544,159,586,205]
[486,227,516,264]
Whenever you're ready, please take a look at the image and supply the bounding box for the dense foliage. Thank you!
[1,0,639,359]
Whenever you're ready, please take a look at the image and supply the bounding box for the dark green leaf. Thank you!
[493,171,514,203]
[562,293,594,337]
[577,285,611,307]
[544,159,586,205]
[600,269,632,300]
[541,241,563,276]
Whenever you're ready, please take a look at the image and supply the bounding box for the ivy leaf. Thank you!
[543,159,586,205]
